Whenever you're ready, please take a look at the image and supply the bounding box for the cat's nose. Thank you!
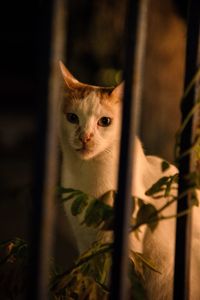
[79,133,93,143]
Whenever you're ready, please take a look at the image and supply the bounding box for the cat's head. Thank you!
[59,61,123,160]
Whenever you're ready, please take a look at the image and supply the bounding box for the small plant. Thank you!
[51,170,179,300]
[0,162,199,299]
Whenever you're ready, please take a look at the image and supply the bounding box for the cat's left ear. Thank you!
[59,61,81,89]
[111,82,124,101]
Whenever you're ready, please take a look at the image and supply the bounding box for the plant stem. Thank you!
[50,243,113,291]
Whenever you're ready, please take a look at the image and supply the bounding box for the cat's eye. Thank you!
[98,117,112,127]
[66,113,79,124]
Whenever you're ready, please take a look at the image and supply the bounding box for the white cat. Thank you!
[58,61,200,299]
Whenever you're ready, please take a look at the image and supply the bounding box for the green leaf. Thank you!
[132,252,161,274]
[164,177,174,197]
[161,160,170,172]
[61,192,78,203]
[58,188,84,203]
[57,187,77,194]
[128,260,147,300]
[101,216,114,231]
[190,190,199,207]
[136,203,158,231]
[101,205,113,222]
[85,252,110,285]
[172,173,179,184]
[83,199,113,228]
[0,238,28,266]
[138,198,145,208]
[83,200,102,227]
[187,172,200,189]
[71,195,88,216]
[99,190,115,205]
[145,176,170,196]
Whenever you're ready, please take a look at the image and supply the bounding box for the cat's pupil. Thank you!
[98,117,112,127]
[66,113,79,124]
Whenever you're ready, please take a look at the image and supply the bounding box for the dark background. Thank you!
[0,0,188,267]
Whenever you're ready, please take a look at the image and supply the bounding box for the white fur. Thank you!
[59,68,200,299]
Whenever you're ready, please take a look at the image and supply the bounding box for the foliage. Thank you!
[58,188,114,229]
[0,238,28,299]
[1,163,199,299]
[51,242,112,300]
[54,177,180,299]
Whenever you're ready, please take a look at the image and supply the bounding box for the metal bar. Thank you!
[110,1,149,299]
[173,0,200,299]
[28,0,66,299]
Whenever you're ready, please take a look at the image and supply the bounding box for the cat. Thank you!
[58,61,200,299]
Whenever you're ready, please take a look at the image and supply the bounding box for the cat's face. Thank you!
[59,62,123,160]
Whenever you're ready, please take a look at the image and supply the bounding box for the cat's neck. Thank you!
[61,137,151,199]
[61,139,120,197]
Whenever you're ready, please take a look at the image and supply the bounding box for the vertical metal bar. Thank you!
[173,0,200,299]
[110,1,149,299]
[28,0,66,299]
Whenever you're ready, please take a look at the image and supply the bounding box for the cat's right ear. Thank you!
[59,61,80,89]
[111,81,124,102]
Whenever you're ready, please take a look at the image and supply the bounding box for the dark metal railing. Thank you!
[110,0,149,299]
[28,0,54,299]
[174,0,200,299]
[28,0,66,299]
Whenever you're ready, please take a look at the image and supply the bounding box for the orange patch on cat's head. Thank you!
[62,86,95,113]
[59,61,124,108]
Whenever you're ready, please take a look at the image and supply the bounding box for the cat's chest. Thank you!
[61,158,118,198]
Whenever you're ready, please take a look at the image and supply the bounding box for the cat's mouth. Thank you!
[75,146,93,154]
[74,141,95,158]
[76,147,92,153]
[75,148,94,160]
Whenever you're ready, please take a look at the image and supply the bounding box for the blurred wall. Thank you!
[141,0,186,161]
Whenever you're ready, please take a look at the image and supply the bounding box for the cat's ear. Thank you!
[59,61,80,89]
[111,82,124,101]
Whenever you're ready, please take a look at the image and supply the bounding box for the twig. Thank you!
[50,243,113,290]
